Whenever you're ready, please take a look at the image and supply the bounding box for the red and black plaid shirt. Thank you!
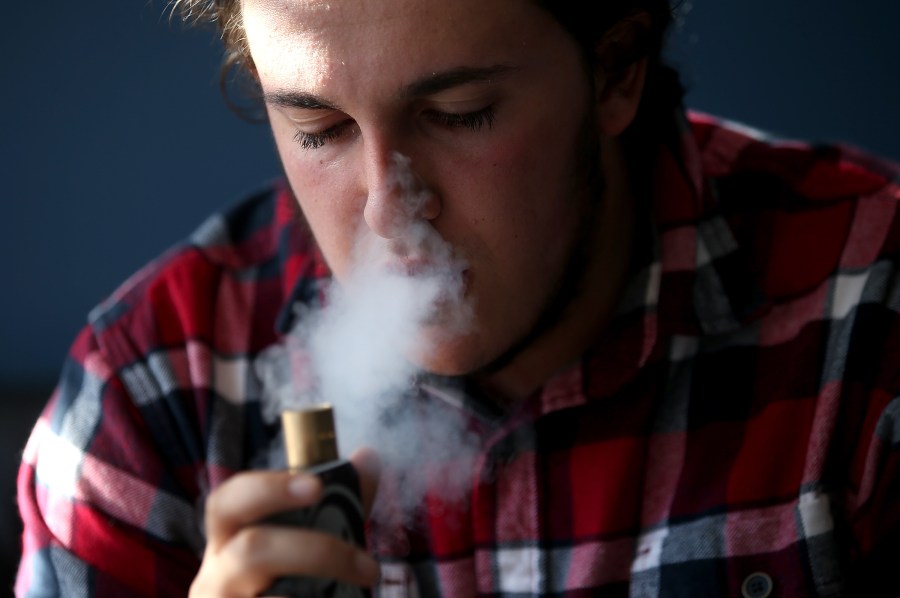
[17,112,900,597]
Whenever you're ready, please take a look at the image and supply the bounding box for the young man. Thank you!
[17,0,900,596]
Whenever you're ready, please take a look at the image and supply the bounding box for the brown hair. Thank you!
[534,1,685,180]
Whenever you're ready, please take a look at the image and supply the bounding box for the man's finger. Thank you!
[204,470,323,550]
[224,525,381,591]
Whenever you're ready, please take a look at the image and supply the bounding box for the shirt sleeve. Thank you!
[16,325,204,597]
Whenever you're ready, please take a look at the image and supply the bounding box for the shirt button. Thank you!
[741,572,773,598]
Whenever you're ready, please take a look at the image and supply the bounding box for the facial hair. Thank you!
[474,108,607,376]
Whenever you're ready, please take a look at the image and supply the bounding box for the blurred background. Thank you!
[2,0,899,593]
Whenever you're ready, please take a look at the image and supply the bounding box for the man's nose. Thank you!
[362,146,440,239]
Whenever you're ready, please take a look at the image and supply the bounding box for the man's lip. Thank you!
[384,258,434,276]
[381,260,471,284]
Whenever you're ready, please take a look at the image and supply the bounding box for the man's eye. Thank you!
[428,106,496,131]
[292,122,352,150]
[292,107,494,149]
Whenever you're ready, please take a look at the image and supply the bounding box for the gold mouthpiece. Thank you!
[281,405,339,471]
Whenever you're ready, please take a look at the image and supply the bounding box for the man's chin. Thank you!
[406,329,484,378]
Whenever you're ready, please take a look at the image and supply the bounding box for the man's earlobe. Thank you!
[593,15,652,137]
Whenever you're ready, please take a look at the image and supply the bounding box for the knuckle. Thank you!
[230,526,270,565]
[204,488,225,522]
[203,487,236,535]
[204,475,243,517]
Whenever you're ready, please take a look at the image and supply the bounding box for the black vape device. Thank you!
[264,405,369,598]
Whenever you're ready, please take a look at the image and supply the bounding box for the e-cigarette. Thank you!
[264,404,368,597]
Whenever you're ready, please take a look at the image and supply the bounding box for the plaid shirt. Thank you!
[17,112,900,597]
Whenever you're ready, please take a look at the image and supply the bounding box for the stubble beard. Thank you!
[473,110,607,377]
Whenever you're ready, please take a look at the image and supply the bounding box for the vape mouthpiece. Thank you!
[281,404,339,471]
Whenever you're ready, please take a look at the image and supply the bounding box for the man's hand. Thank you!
[189,448,381,597]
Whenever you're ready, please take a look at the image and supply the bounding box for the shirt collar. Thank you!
[672,110,771,335]
[539,110,772,410]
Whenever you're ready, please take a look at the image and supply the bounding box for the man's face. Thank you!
[242,0,598,376]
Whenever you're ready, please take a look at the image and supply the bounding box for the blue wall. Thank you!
[670,2,900,160]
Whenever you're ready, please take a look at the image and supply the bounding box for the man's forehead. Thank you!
[242,0,556,101]
[243,0,333,32]
[241,0,350,89]
[242,0,482,90]
[243,0,425,30]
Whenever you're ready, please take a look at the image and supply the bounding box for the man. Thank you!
[17,0,900,596]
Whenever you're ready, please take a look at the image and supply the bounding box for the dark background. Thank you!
[2,1,899,593]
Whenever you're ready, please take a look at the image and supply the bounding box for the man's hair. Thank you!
[533,1,685,186]
[170,0,683,152]
[537,0,683,127]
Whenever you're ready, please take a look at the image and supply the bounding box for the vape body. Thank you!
[264,406,369,598]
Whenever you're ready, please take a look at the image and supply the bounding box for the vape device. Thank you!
[264,404,368,598]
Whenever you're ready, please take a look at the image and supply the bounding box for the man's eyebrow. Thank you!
[404,65,517,97]
[261,65,517,110]
[263,91,339,110]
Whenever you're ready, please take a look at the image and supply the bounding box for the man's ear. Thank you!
[593,14,652,137]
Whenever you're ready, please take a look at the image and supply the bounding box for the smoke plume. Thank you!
[255,152,483,527]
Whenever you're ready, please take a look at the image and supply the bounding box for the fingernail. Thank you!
[355,551,380,585]
[287,475,319,499]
